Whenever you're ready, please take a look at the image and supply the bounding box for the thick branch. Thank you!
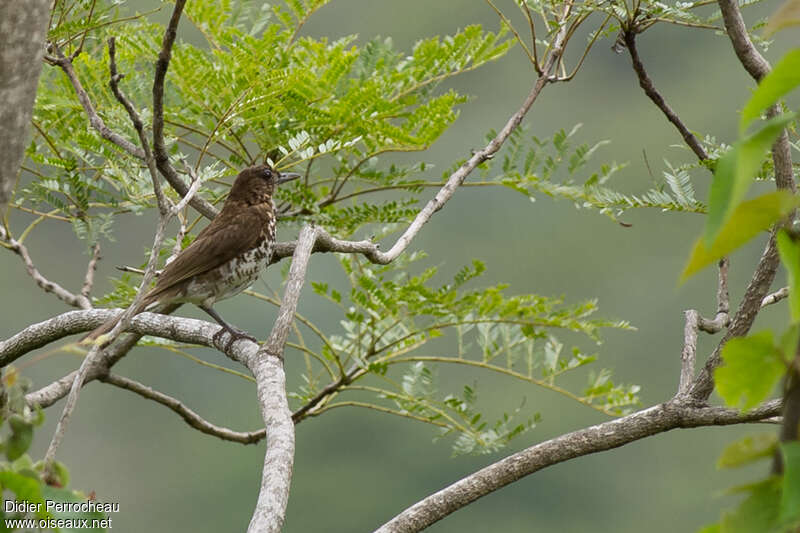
[690,0,796,401]
[246,225,319,533]
[691,233,781,400]
[17,305,243,409]
[101,373,265,444]
[374,398,780,533]
[0,0,51,207]
[0,226,91,309]
[716,0,770,80]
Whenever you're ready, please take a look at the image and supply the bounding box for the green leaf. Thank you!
[41,485,108,532]
[0,470,44,507]
[705,113,796,246]
[720,477,781,533]
[717,433,778,469]
[6,415,34,461]
[780,441,800,525]
[683,191,799,280]
[715,330,785,410]
[777,230,800,322]
[740,50,800,132]
[779,325,800,369]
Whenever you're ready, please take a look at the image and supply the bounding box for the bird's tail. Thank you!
[81,298,150,345]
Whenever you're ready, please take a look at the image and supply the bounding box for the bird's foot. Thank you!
[213,326,257,352]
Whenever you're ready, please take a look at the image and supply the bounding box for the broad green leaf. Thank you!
[720,477,781,533]
[6,415,34,461]
[777,230,800,322]
[0,471,44,507]
[683,191,799,280]
[740,50,800,133]
[780,441,800,526]
[41,486,108,531]
[715,330,785,410]
[696,525,720,533]
[705,113,796,246]
[717,433,778,469]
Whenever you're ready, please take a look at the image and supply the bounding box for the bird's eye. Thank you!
[261,169,273,180]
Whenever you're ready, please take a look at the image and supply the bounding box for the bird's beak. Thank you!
[276,172,301,185]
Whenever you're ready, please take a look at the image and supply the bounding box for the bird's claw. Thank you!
[213,327,257,352]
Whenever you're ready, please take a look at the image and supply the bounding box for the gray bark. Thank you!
[0,1,51,207]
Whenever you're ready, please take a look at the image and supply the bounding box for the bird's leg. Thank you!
[199,305,257,351]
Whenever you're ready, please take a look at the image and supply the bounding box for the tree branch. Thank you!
[80,243,101,301]
[246,225,319,533]
[716,0,770,80]
[0,225,91,309]
[762,286,789,307]
[274,17,570,267]
[691,233,782,401]
[689,0,796,401]
[679,310,700,396]
[151,0,218,221]
[45,44,145,160]
[16,305,240,409]
[0,0,51,207]
[101,373,265,444]
[623,30,708,161]
[373,398,781,533]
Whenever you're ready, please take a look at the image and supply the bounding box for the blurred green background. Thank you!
[1,0,796,531]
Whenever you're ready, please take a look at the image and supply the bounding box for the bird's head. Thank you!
[227,164,300,206]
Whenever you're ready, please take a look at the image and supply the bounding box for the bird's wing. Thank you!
[148,210,267,297]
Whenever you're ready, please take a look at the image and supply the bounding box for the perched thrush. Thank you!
[84,164,299,346]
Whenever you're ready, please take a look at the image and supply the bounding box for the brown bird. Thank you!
[84,164,299,347]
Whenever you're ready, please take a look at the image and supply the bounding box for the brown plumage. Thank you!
[84,164,299,345]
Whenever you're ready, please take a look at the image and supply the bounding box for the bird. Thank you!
[84,164,300,348]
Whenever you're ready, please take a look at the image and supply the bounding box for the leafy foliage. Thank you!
[0,367,105,531]
[13,0,641,460]
[483,125,706,222]
[290,254,638,454]
[715,330,787,411]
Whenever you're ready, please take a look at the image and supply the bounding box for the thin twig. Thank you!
[80,242,101,301]
[276,18,571,266]
[559,14,611,82]
[623,30,708,161]
[151,0,219,220]
[484,0,537,67]
[101,373,265,444]
[679,310,700,396]
[70,0,97,59]
[762,286,789,307]
[0,226,90,309]
[45,44,145,159]
[518,1,541,73]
